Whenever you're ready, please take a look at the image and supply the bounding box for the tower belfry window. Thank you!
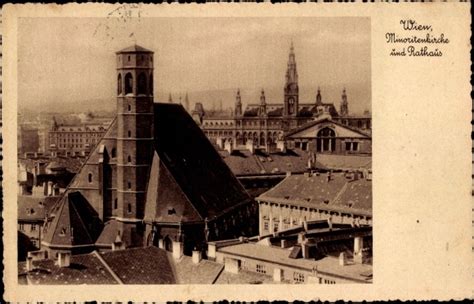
[127,155,132,163]
[117,74,122,95]
[128,130,131,138]
[128,104,131,112]
[137,72,147,95]
[125,73,133,94]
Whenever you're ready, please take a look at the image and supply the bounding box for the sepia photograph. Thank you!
[15,15,373,285]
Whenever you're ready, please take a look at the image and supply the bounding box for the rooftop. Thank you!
[257,172,372,216]
[18,195,60,222]
[218,242,371,283]
[116,44,153,54]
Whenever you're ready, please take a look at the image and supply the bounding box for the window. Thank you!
[114,198,118,209]
[128,130,132,138]
[256,264,266,274]
[111,148,117,158]
[128,104,131,112]
[88,173,92,183]
[323,278,336,284]
[117,74,122,95]
[128,155,132,163]
[127,203,132,213]
[345,142,351,151]
[19,223,24,231]
[293,272,305,283]
[31,224,37,231]
[124,73,133,94]
[273,222,279,232]
[128,182,132,189]
[137,72,147,95]
[263,221,269,231]
[353,142,359,151]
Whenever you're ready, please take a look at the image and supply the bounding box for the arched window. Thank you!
[316,127,336,153]
[114,198,118,209]
[125,73,133,94]
[88,173,92,183]
[149,74,153,95]
[128,182,132,189]
[137,72,147,95]
[128,104,131,112]
[128,130,131,137]
[111,148,117,158]
[127,155,132,163]
[117,74,122,95]
[127,203,132,213]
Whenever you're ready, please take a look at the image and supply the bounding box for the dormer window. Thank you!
[167,208,176,215]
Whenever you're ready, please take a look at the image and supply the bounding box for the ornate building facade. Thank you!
[192,43,371,152]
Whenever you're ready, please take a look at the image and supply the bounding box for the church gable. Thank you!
[144,151,202,223]
[64,119,118,219]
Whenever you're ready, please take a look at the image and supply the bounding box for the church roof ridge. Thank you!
[116,44,154,54]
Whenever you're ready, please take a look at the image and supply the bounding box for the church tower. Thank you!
[340,88,349,116]
[284,42,299,117]
[115,45,155,245]
[235,89,242,117]
[259,89,267,117]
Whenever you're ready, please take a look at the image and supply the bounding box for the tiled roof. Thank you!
[170,253,224,284]
[220,149,371,176]
[19,247,180,285]
[214,269,276,284]
[42,192,102,247]
[152,103,251,219]
[257,173,371,216]
[18,195,60,222]
[19,253,119,285]
[99,247,175,284]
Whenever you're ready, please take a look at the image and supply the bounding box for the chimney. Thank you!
[192,250,202,264]
[53,184,60,196]
[339,252,347,266]
[276,140,286,153]
[246,139,255,154]
[26,256,34,271]
[216,137,224,150]
[301,240,309,259]
[57,251,71,268]
[47,181,54,196]
[43,182,48,196]
[224,139,233,154]
[297,232,305,244]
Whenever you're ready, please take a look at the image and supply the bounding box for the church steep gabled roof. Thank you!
[42,192,102,247]
[151,103,251,220]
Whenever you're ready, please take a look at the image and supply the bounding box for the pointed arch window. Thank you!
[137,72,147,95]
[88,173,92,183]
[125,73,133,94]
[117,74,122,95]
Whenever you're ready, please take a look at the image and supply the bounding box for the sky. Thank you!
[18,17,371,114]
